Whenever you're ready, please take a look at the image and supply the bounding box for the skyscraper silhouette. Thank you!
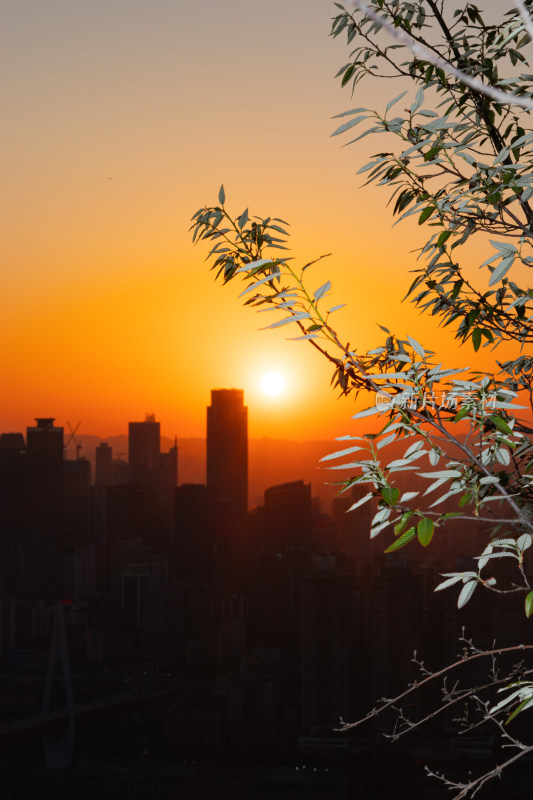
[128,414,160,486]
[25,418,64,600]
[95,442,113,487]
[264,480,311,553]
[206,389,248,590]
[206,389,248,518]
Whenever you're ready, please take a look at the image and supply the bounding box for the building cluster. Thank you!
[0,389,528,760]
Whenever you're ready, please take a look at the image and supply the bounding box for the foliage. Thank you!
[191,2,533,795]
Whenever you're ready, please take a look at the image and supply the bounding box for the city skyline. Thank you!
[0,375,514,789]
[0,390,341,513]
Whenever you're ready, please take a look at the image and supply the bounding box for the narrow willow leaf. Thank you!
[404,441,424,458]
[459,493,472,508]
[525,591,533,618]
[454,407,469,422]
[506,696,533,725]
[490,687,526,714]
[490,415,513,435]
[320,445,365,462]
[314,280,332,301]
[377,433,396,450]
[352,405,384,419]
[385,527,416,553]
[489,257,514,286]
[435,574,463,592]
[457,579,477,609]
[407,335,425,357]
[399,491,419,502]
[331,114,369,136]
[347,492,374,512]
[418,206,435,224]
[386,90,408,112]
[418,470,462,479]
[429,449,440,466]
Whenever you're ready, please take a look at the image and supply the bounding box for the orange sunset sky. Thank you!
[3,0,507,442]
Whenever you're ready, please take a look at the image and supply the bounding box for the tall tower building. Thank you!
[206,389,248,517]
[264,480,311,553]
[0,433,27,602]
[25,418,64,600]
[206,389,248,590]
[95,442,113,487]
[301,555,356,731]
[371,559,423,730]
[128,414,160,486]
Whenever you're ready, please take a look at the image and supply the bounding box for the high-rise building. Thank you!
[154,436,178,533]
[174,483,211,580]
[301,555,356,731]
[371,559,423,730]
[25,418,64,600]
[206,389,248,591]
[0,433,26,602]
[128,414,160,486]
[95,442,113,486]
[64,457,92,546]
[206,389,248,517]
[264,480,311,553]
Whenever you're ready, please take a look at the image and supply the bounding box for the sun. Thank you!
[261,372,286,396]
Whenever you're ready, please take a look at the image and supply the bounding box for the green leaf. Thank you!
[418,206,435,224]
[394,511,414,536]
[459,493,472,509]
[381,486,400,506]
[490,415,513,436]
[237,208,249,229]
[472,328,482,351]
[451,279,463,299]
[454,407,469,423]
[341,64,355,87]
[417,517,434,547]
[506,696,533,725]
[525,591,533,618]
[437,230,452,248]
[218,185,226,205]
[385,527,416,553]
[424,146,440,162]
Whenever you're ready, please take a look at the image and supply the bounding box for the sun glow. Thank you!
[261,372,286,396]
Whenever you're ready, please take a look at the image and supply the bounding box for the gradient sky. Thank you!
[3,0,505,442]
